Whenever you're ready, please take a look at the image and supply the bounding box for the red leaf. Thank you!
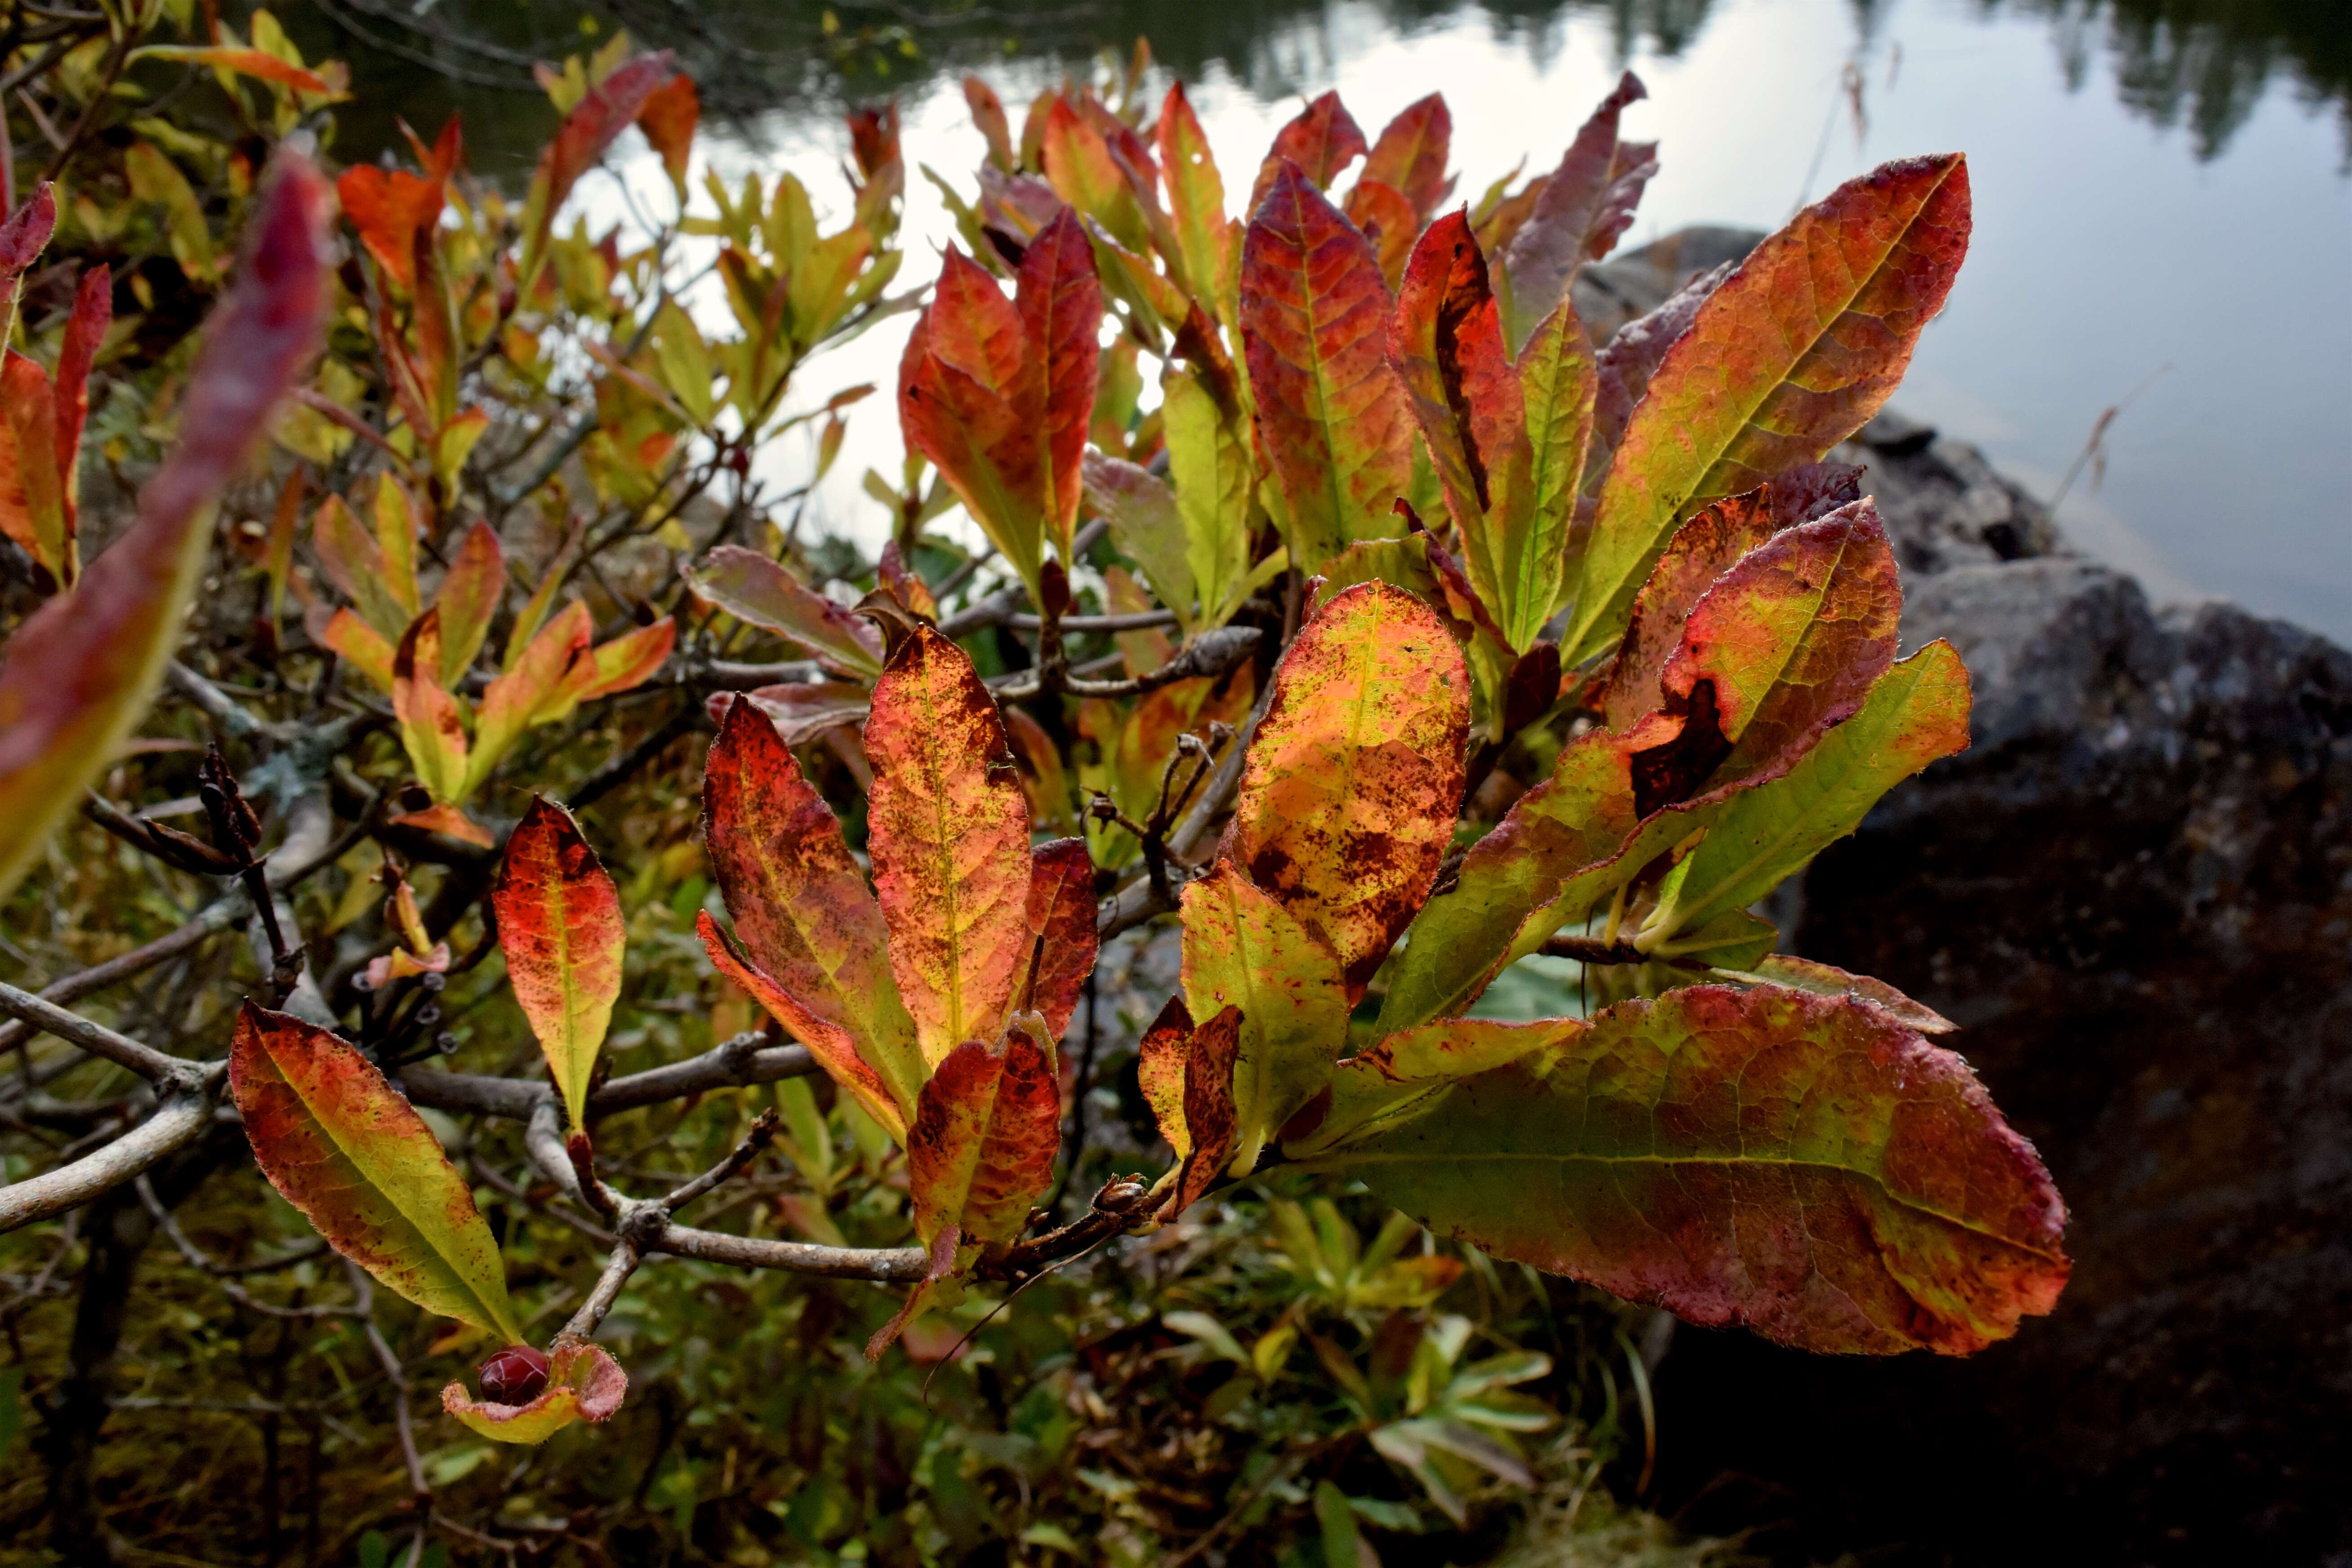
[898,249,1049,594]
[907,1029,1062,1247]
[0,182,57,282]
[1639,499,1900,804]
[700,913,912,1142]
[52,265,109,527]
[1024,836,1096,1039]
[1360,93,1454,222]
[548,53,674,210]
[1323,985,2069,1356]
[492,798,625,1134]
[1389,211,1536,637]
[1495,71,1658,347]
[1240,162,1413,570]
[1163,1004,1242,1219]
[0,158,330,900]
[701,699,922,1121]
[1592,473,1859,731]
[1252,91,1368,208]
[1014,207,1102,564]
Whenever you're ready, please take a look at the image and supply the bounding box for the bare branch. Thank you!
[0,895,249,1055]
[0,981,212,1086]
[398,1031,816,1123]
[646,1222,931,1282]
[0,1085,217,1233]
[558,1233,645,1341]
[659,1108,780,1213]
[135,1176,362,1320]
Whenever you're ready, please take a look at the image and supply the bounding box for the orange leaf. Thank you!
[493,799,625,1134]
[1224,582,1470,999]
[433,521,504,685]
[138,46,336,96]
[1016,208,1102,566]
[318,607,396,694]
[336,165,443,291]
[1343,176,1417,290]
[635,74,699,188]
[564,617,676,707]
[392,609,470,802]
[470,600,592,791]
[1154,83,1231,310]
[701,700,922,1120]
[907,1025,1062,1247]
[864,627,1033,1066]
[1136,994,1195,1158]
[0,159,330,900]
[0,352,65,584]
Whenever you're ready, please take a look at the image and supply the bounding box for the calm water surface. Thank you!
[320,0,2352,637]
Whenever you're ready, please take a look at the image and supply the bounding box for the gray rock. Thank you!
[1648,496,2352,1563]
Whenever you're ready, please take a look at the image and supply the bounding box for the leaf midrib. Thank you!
[1323,1146,2057,1258]
[272,1045,516,1338]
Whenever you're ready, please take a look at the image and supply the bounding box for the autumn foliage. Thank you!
[0,18,2065,1557]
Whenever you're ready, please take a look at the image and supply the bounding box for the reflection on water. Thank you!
[283,0,2352,638]
[290,0,2350,171]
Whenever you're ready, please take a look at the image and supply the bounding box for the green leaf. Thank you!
[1179,860,1350,1176]
[1164,367,1257,628]
[1309,982,2070,1355]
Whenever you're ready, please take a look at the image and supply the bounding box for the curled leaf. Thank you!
[442,1337,627,1445]
[683,546,886,677]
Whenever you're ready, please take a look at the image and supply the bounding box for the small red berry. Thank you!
[477,1345,550,1406]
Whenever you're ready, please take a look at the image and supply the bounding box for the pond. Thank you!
[299,0,2352,640]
